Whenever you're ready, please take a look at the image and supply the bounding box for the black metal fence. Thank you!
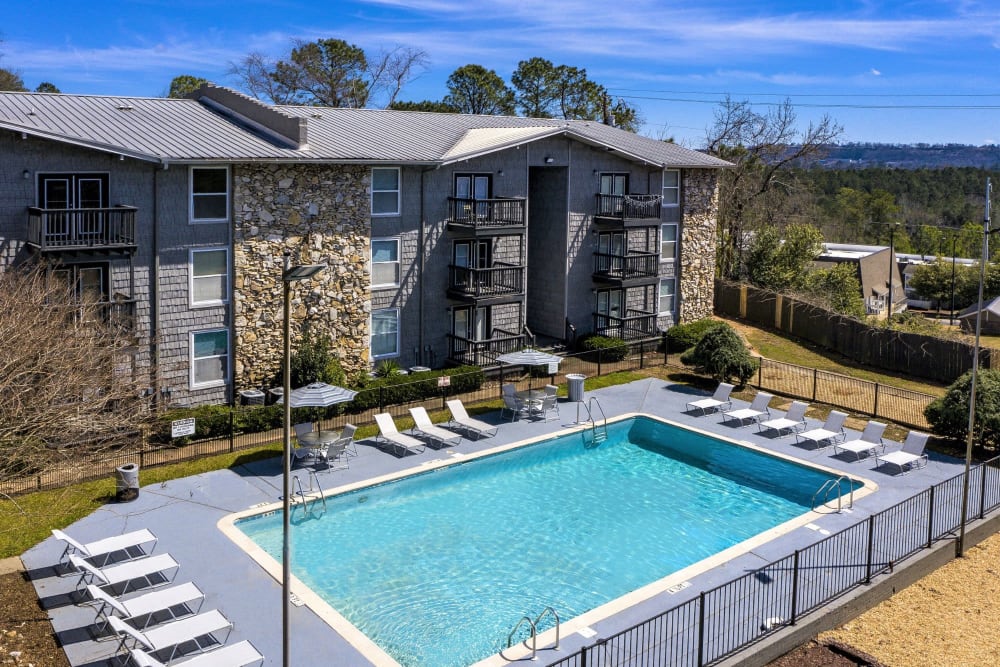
[544,456,1000,667]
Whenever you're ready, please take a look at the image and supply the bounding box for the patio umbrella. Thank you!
[277,382,358,408]
[495,348,563,366]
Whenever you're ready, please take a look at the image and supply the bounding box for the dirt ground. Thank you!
[0,561,69,667]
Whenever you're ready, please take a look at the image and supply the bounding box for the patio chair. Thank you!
[876,431,930,474]
[685,382,734,415]
[833,421,887,461]
[544,384,558,397]
[445,400,498,439]
[86,582,204,634]
[108,610,233,665]
[795,411,848,450]
[409,407,462,447]
[339,423,359,456]
[293,422,313,443]
[69,553,179,597]
[502,383,517,396]
[374,413,426,456]
[721,392,773,427]
[530,395,559,422]
[128,641,263,667]
[127,641,263,667]
[52,527,157,569]
[757,401,809,437]
[501,393,529,421]
[316,439,350,471]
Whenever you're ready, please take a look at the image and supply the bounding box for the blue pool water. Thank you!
[236,416,854,667]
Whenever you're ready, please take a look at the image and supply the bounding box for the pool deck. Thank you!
[23,378,966,667]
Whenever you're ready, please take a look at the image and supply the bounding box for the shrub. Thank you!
[680,323,759,385]
[277,327,346,388]
[665,319,723,353]
[349,366,486,411]
[151,404,233,444]
[236,405,284,433]
[925,369,1000,447]
[577,335,629,362]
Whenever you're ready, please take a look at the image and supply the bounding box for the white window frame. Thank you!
[371,307,400,360]
[189,166,230,224]
[190,329,229,388]
[659,278,676,315]
[371,237,401,288]
[371,167,400,216]
[189,247,229,307]
[662,169,680,207]
[660,223,678,262]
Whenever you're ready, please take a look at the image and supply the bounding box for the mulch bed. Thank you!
[0,569,70,667]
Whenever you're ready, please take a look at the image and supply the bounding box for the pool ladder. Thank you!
[504,607,560,661]
[812,476,854,513]
[576,397,608,447]
[291,471,327,519]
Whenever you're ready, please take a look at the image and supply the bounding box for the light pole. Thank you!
[281,251,325,667]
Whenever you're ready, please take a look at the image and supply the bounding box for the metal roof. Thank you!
[0,90,731,169]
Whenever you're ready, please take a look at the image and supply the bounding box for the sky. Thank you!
[3,0,999,148]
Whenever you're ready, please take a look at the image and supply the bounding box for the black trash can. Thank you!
[566,374,587,402]
[115,463,140,502]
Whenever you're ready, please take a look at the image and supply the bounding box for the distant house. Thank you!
[813,243,905,318]
[957,296,1000,334]
[897,252,977,311]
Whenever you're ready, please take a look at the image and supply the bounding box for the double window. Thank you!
[371,308,400,359]
[190,167,229,223]
[190,248,229,306]
[659,278,676,314]
[662,169,680,206]
[661,224,677,261]
[452,306,491,341]
[38,173,110,239]
[372,168,400,216]
[191,329,229,388]
[372,238,400,288]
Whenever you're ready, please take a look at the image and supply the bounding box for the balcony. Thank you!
[447,328,526,366]
[593,194,662,227]
[592,251,659,285]
[27,206,138,252]
[592,309,658,341]
[447,197,526,233]
[448,263,524,303]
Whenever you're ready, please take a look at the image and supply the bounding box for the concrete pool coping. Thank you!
[23,378,965,667]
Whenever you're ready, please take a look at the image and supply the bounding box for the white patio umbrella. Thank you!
[495,348,563,366]
[277,382,358,408]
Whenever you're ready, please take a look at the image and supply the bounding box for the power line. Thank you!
[613,93,1000,110]
[609,87,1000,99]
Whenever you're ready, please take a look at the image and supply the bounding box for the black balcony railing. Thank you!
[447,328,526,366]
[592,251,659,281]
[448,262,524,299]
[594,193,662,222]
[593,308,658,340]
[447,197,526,229]
[27,206,138,250]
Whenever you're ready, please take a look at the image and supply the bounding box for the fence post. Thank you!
[580,645,588,667]
[812,368,818,402]
[663,332,669,365]
[927,485,935,548]
[597,348,603,377]
[980,461,988,519]
[640,341,645,369]
[697,591,706,667]
[865,515,876,584]
[378,386,384,413]
[757,358,762,389]
[873,383,880,418]
[790,550,800,625]
[230,408,236,453]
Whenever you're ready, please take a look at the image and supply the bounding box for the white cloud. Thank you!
[871,68,882,76]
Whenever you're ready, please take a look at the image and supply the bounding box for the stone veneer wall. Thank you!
[679,169,720,322]
[233,164,371,390]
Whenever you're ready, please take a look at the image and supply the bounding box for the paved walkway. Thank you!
[22,378,964,667]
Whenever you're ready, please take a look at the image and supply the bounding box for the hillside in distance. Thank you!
[800,143,1000,169]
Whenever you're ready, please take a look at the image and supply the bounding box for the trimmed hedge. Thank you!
[666,318,724,353]
[578,335,629,362]
[350,365,485,411]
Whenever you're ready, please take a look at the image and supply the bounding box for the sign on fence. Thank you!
[437,376,451,388]
[171,418,196,438]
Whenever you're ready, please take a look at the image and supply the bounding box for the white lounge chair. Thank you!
[108,610,232,665]
[530,395,559,422]
[53,528,157,568]
[86,582,204,634]
[834,421,887,461]
[758,401,809,436]
[70,553,179,597]
[876,431,930,474]
[795,411,848,449]
[722,392,773,427]
[374,413,426,456]
[409,407,462,447]
[128,641,263,667]
[446,400,498,439]
[686,382,734,415]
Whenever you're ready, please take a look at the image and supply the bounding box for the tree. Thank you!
[925,369,1000,448]
[0,67,26,91]
[511,57,558,117]
[34,81,59,93]
[0,267,150,480]
[745,222,824,290]
[443,64,515,115]
[801,263,866,318]
[167,75,208,99]
[680,322,759,385]
[705,97,842,279]
[389,99,459,113]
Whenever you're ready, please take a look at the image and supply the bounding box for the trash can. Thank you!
[115,463,140,502]
[239,389,265,406]
[566,374,587,402]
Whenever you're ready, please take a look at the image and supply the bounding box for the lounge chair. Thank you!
[86,582,204,634]
[127,641,263,667]
[530,395,559,422]
[686,382,734,415]
[445,400,498,439]
[374,413,426,456]
[70,553,179,597]
[722,392,773,427]
[53,528,157,569]
[876,431,930,474]
[409,407,462,447]
[795,411,848,449]
[833,421,887,461]
[501,393,529,421]
[108,610,232,665]
[758,401,809,436]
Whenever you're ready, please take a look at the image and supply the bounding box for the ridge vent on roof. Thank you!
[188,84,307,149]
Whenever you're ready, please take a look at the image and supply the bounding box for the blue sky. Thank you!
[3,0,999,147]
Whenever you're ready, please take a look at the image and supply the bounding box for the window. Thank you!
[600,173,628,196]
[190,167,229,223]
[659,278,676,314]
[372,168,400,216]
[596,289,623,318]
[662,169,680,206]
[452,306,490,340]
[190,248,229,306]
[191,329,229,387]
[371,238,400,288]
[38,173,110,239]
[661,224,677,261]
[371,308,400,358]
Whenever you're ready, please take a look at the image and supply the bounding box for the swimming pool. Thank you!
[231,415,865,667]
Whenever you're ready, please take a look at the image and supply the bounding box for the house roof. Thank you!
[0,88,731,169]
[957,296,1000,320]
